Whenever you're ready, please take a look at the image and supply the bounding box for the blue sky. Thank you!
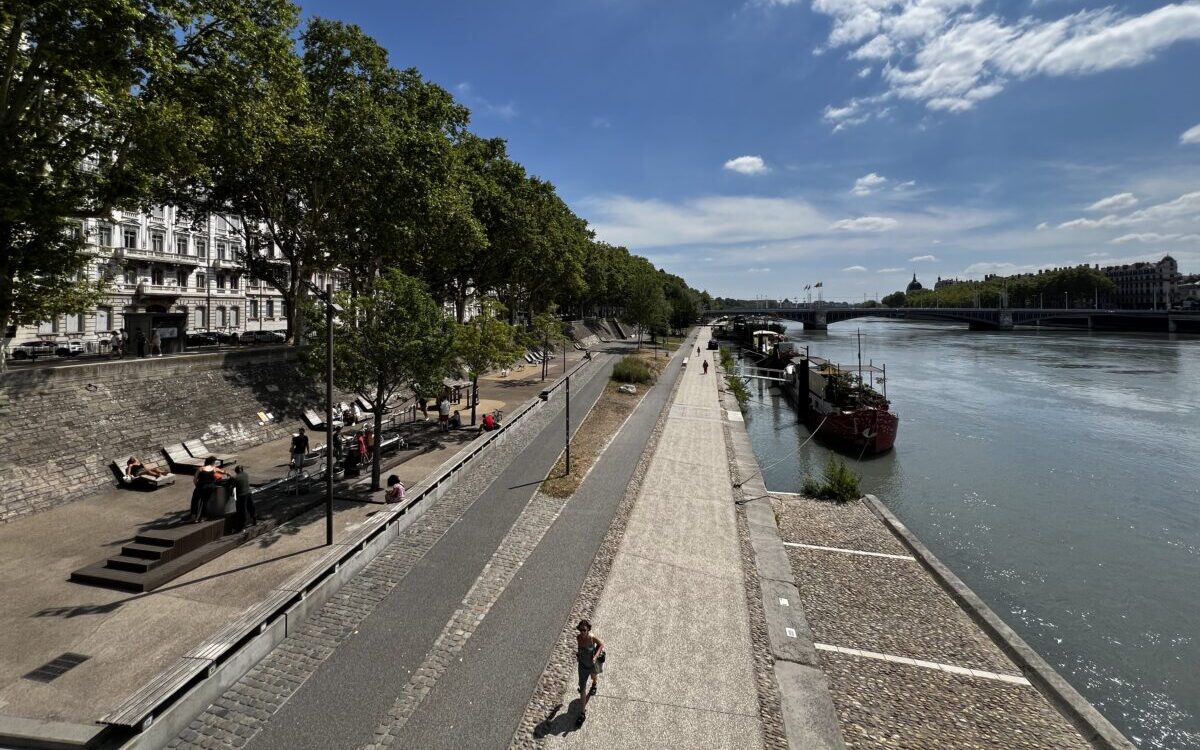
[300,0,1200,301]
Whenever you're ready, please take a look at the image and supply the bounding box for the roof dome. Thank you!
[906,273,923,293]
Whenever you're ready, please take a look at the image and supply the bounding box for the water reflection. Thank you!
[737,320,1200,750]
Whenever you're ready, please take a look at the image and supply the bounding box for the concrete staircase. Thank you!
[70,520,238,593]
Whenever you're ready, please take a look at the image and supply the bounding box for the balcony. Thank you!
[210,287,246,297]
[211,257,242,269]
[118,247,202,265]
[136,282,184,298]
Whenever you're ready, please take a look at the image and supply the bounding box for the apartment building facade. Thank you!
[9,207,304,352]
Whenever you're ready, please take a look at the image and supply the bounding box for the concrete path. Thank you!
[542,329,763,749]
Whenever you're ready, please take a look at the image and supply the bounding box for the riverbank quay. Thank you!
[0,350,585,749]
[723,417,1133,745]
[517,327,819,750]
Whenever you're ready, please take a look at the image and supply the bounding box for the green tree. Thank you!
[453,301,522,425]
[303,270,454,490]
[881,291,906,307]
[526,308,568,381]
[623,260,668,349]
[0,0,297,352]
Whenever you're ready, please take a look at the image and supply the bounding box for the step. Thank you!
[105,555,158,574]
[121,542,170,560]
[0,716,108,750]
[71,537,242,593]
[134,519,225,556]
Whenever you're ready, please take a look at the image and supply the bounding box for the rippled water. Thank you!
[736,320,1200,750]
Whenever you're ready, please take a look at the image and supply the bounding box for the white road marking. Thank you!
[785,628,797,638]
[779,597,790,607]
[783,541,915,561]
[814,643,1031,686]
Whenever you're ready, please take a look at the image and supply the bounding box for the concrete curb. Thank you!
[81,357,606,750]
[862,494,1136,750]
[718,380,846,750]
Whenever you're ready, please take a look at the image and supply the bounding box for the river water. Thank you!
[735,319,1199,750]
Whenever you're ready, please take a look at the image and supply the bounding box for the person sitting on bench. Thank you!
[449,410,463,429]
[385,474,405,504]
[480,412,498,432]
[126,457,168,480]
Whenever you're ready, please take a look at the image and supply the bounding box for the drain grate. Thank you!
[23,653,90,683]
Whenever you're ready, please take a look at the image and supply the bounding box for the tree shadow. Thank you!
[532,699,586,738]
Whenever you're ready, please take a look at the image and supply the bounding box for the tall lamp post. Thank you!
[305,281,341,546]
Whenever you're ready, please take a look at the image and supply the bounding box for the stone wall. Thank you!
[0,349,319,523]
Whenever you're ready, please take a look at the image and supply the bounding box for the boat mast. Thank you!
[857,328,863,390]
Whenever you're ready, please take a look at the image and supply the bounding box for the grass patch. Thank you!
[612,355,653,384]
[801,456,862,503]
[542,382,646,497]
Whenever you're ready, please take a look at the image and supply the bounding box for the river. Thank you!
[735,319,1200,750]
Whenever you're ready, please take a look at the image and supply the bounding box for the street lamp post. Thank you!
[565,374,571,475]
[324,284,333,546]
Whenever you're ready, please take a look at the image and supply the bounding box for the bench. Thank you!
[163,444,205,473]
[110,457,176,490]
[303,408,343,432]
[682,357,689,368]
[183,439,237,467]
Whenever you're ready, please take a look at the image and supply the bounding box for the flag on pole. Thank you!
[804,284,811,290]
[814,282,823,288]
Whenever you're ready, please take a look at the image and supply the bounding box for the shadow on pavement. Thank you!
[533,699,585,738]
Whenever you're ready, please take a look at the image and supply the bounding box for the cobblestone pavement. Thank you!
[774,496,1091,750]
[168,364,600,750]
[361,490,571,749]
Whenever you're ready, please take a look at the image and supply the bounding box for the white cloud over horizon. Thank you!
[852,172,888,195]
[831,215,900,231]
[1181,123,1200,144]
[1087,192,1139,212]
[909,254,938,261]
[843,264,869,271]
[814,0,1200,129]
[724,155,769,175]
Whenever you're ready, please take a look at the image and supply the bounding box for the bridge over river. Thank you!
[704,306,1200,333]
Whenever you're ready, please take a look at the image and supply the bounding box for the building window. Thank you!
[216,241,227,261]
[38,318,58,335]
[248,276,259,289]
[176,235,188,255]
[281,300,288,319]
[197,239,207,258]
[249,299,258,319]
[229,274,239,291]
[98,224,113,247]
[230,306,239,328]
[124,268,137,285]
[96,307,112,332]
[216,273,226,290]
[151,268,164,285]
[217,306,227,327]
[66,313,82,333]
[151,206,165,221]
[151,232,164,253]
[228,243,241,260]
[266,299,275,319]
[177,269,187,287]
[195,306,207,329]
[123,226,138,249]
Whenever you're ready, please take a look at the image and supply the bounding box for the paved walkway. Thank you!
[541,329,763,749]
[0,352,580,729]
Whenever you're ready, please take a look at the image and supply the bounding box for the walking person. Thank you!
[230,465,256,527]
[437,396,451,432]
[149,330,161,357]
[290,428,309,474]
[575,619,604,726]
[135,330,147,358]
[702,359,709,375]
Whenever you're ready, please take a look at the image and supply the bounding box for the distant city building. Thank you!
[934,276,961,290]
[1178,274,1200,310]
[8,206,341,351]
[1099,255,1180,309]
[906,274,924,293]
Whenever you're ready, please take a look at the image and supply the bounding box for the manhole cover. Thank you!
[23,653,89,683]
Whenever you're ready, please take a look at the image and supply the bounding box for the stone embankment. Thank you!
[0,349,319,523]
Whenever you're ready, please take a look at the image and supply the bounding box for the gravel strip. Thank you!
[819,651,1091,750]
[773,496,909,556]
[509,363,684,749]
[785,546,1015,673]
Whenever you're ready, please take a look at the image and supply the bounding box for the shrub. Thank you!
[612,356,653,384]
[725,374,750,406]
[802,456,862,503]
[718,346,735,371]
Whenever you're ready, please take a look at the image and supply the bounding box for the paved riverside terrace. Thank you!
[534,329,764,748]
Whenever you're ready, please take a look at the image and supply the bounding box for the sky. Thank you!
[298,0,1200,301]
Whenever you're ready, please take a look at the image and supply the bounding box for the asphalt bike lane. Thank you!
[245,350,621,750]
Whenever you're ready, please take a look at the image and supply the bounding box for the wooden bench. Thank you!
[110,457,176,490]
[163,444,205,473]
[183,439,237,467]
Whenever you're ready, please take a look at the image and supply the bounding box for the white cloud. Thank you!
[852,172,888,196]
[1182,123,1200,144]
[830,216,899,232]
[1111,232,1200,243]
[455,82,517,119]
[747,267,774,273]
[877,267,905,273]
[591,116,613,129]
[584,194,828,247]
[843,265,869,271]
[814,1,1200,127]
[1036,222,1050,230]
[858,66,873,78]
[1059,190,1200,229]
[1087,192,1138,212]
[963,261,1027,275]
[724,155,769,175]
[894,180,917,191]
[909,254,938,261]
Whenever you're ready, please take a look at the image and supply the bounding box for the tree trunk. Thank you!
[470,374,479,426]
[371,380,385,491]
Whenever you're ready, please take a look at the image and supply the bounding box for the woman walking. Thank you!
[575,619,604,726]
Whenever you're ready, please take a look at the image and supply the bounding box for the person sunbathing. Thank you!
[126,457,168,480]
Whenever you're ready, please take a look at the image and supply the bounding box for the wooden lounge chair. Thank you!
[163,444,205,472]
[183,439,237,467]
[110,457,175,490]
